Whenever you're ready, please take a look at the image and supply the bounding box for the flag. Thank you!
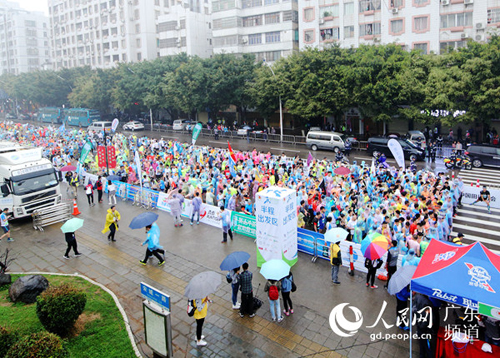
[227,141,237,163]
[228,156,237,177]
[192,123,203,146]
[135,150,142,188]
[319,178,326,195]
[307,152,314,167]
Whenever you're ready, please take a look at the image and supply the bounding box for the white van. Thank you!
[306,131,346,152]
[88,121,113,132]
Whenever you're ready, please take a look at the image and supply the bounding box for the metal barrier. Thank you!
[32,203,72,231]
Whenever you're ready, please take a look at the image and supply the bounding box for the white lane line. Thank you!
[452,223,500,238]
[452,216,500,228]
[450,231,500,251]
[270,148,302,153]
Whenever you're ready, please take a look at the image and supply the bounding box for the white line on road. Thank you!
[452,223,500,238]
[270,148,302,153]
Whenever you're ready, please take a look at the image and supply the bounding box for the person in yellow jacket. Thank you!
[193,296,211,347]
[102,205,121,242]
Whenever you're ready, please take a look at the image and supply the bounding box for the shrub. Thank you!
[0,326,18,357]
[36,284,87,336]
[5,331,69,358]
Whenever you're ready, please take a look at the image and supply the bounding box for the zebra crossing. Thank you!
[452,167,500,254]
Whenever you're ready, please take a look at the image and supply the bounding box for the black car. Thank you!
[466,144,500,168]
[367,136,426,161]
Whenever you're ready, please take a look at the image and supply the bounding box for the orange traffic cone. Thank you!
[72,199,81,216]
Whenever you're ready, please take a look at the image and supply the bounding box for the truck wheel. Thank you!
[333,147,340,153]
[311,144,318,151]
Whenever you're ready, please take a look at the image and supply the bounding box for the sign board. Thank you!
[461,186,500,209]
[141,282,170,312]
[255,186,298,267]
[231,212,256,238]
[143,301,173,358]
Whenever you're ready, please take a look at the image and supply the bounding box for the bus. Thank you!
[64,108,101,127]
[37,107,64,124]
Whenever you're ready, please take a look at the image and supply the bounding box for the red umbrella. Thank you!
[60,165,77,172]
[334,166,350,176]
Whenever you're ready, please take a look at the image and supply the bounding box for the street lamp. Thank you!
[263,59,283,143]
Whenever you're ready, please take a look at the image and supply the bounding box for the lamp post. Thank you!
[263,59,283,143]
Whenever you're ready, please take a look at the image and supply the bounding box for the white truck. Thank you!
[0,143,62,218]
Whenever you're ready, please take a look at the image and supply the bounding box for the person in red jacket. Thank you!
[96,176,104,203]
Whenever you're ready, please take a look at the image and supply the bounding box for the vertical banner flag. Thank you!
[227,141,237,163]
[135,150,142,188]
[97,146,107,168]
[191,123,203,146]
[107,146,117,168]
[79,141,92,164]
[111,118,119,132]
[388,138,405,169]
[255,187,298,267]
[307,152,314,167]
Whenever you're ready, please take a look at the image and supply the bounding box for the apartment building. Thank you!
[298,0,500,54]
[157,0,212,58]
[211,0,300,62]
[48,0,174,69]
[0,1,51,74]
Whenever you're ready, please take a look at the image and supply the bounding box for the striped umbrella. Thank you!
[361,232,389,260]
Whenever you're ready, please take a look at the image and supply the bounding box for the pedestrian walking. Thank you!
[193,296,211,346]
[85,182,95,206]
[239,263,255,318]
[96,175,104,203]
[102,205,121,242]
[229,267,241,309]
[471,185,491,213]
[167,190,183,227]
[139,223,165,266]
[63,231,81,259]
[219,206,233,243]
[0,208,14,242]
[70,172,79,198]
[384,240,398,289]
[191,192,202,225]
[108,180,117,205]
[281,272,294,316]
[365,258,383,289]
[329,241,342,285]
[264,279,283,322]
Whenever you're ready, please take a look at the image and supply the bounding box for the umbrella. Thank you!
[324,228,349,243]
[220,251,251,271]
[334,166,350,176]
[129,212,159,229]
[60,218,84,233]
[260,259,291,280]
[361,233,389,260]
[60,165,77,172]
[184,271,222,299]
[107,175,121,181]
[388,265,417,295]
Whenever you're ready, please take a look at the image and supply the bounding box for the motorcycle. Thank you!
[444,154,472,170]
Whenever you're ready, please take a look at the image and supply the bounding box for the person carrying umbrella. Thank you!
[102,205,121,242]
[140,223,165,266]
[61,218,84,259]
[192,296,211,347]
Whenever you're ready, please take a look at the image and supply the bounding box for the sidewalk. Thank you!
[6,194,417,358]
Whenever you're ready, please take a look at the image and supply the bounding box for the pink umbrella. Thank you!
[60,165,77,172]
[334,166,350,176]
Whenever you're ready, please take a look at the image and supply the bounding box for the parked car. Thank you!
[122,120,145,131]
[172,119,191,130]
[5,113,17,119]
[367,136,425,161]
[19,113,31,120]
[237,125,253,135]
[306,131,346,152]
[88,121,113,132]
[466,144,500,168]
[405,130,426,148]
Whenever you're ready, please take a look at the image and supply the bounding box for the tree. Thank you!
[68,68,116,112]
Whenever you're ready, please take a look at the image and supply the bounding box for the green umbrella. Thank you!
[60,218,84,233]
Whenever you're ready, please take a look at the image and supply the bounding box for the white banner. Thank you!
[461,186,500,208]
[388,138,405,169]
[83,173,99,186]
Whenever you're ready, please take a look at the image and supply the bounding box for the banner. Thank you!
[107,146,116,168]
[97,146,107,168]
[79,141,92,164]
[134,150,142,187]
[111,118,119,132]
[388,138,405,169]
[191,123,202,146]
[231,212,256,238]
[462,186,500,208]
[255,187,298,267]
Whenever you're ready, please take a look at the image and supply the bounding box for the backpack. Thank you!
[187,300,195,317]
[268,284,279,300]
[226,272,233,284]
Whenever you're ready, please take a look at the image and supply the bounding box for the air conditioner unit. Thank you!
[391,8,398,14]
[441,0,450,5]
[319,19,324,25]
[461,33,469,39]
[464,0,473,4]
[475,34,484,41]
[475,23,485,30]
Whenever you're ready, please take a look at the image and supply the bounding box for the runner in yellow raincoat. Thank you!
[102,206,121,241]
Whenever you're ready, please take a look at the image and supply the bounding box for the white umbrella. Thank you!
[324,227,349,243]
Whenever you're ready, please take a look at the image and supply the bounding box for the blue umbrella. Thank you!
[220,251,251,271]
[260,259,291,280]
[129,212,159,229]
[107,175,121,181]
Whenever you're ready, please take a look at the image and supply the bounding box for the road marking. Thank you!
[452,223,500,238]
[270,148,301,153]
[450,231,500,252]
[459,204,500,214]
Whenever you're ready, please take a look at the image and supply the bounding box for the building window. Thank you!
[212,0,236,11]
[344,25,354,38]
[413,0,429,6]
[248,33,262,45]
[283,10,298,22]
[390,19,404,35]
[344,2,354,15]
[137,52,142,61]
[304,8,314,22]
[413,16,428,32]
[136,38,141,47]
[155,0,160,4]
[359,22,381,36]
[304,29,314,43]
[264,0,278,4]
[320,5,339,19]
[134,9,140,20]
[487,9,500,24]
[414,42,428,54]
[265,31,280,43]
[265,13,280,24]
[242,0,262,9]
[135,24,141,33]
[359,0,381,12]
[440,12,472,29]
[390,0,403,8]
[243,15,263,27]
[320,28,339,40]
[440,41,467,53]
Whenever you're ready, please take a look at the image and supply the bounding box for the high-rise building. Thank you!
[211,0,300,62]
[48,0,173,69]
[157,0,212,58]
[298,0,500,55]
[0,0,51,74]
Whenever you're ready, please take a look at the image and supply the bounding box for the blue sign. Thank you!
[141,282,170,311]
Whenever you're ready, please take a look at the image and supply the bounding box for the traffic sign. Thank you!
[140,282,170,312]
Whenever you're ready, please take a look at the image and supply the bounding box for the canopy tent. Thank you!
[411,240,500,319]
